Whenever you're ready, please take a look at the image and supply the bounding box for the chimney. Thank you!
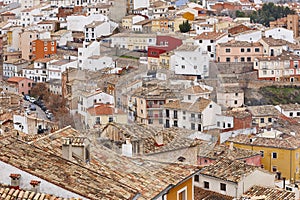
[229,142,234,150]
[30,180,41,193]
[9,174,21,189]
[122,138,133,157]
[155,134,164,146]
[62,137,91,163]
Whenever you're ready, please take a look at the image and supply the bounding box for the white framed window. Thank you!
[272,152,277,159]
[177,186,187,200]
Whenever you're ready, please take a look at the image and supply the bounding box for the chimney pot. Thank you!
[30,180,41,193]
[10,174,21,189]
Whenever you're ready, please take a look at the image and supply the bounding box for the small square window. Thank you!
[194,175,199,182]
[241,48,245,52]
[225,48,230,53]
[220,183,226,191]
[247,48,251,52]
[204,181,209,189]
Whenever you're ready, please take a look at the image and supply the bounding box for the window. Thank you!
[255,48,260,52]
[226,57,230,62]
[178,188,187,200]
[272,152,277,159]
[198,124,201,131]
[174,110,178,119]
[217,121,220,127]
[210,40,213,43]
[188,95,191,100]
[272,166,277,172]
[260,150,264,157]
[183,111,186,115]
[227,123,231,128]
[182,57,185,60]
[241,57,245,62]
[247,57,251,62]
[204,181,209,189]
[174,120,178,127]
[108,117,113,122]
[225,48,230,53]
[247,48,251,52]
[181,65,185,69]
[297,112,300,116]
[260,118,264,123]
[148,119,153,124]
[207,45,211,52]
[241,48,245,52]
[141,109,143,114]
[194,175,199,182]
[194,65,197,69]
[191,123,195,130]
[209,105,212,108]
[199,40,202,43]
[234,100,238,104]
[220,183,226,191]
[290,112,293,117]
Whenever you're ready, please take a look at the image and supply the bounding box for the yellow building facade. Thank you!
[227,135,300,181]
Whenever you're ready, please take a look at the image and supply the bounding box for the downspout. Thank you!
[290,149,292,182]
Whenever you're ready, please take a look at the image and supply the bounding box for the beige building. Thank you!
[159,51,173,69]
[247,105,281,128]
[19,30,38,61]
[86,104,127,128]
[217,87,244,108]
[259,37,290,57]
[216,40,263,63]
[131,85,179,127]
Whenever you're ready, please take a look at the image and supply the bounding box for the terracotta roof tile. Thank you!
[241,185,295,200]
[164,98,211,112]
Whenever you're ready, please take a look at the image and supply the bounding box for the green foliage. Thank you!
[249,3,295,27]
[259,85,300,105]
[179,20,191,33]
[236,10,246,17]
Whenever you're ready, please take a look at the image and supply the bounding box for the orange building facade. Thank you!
[32,39,57,60]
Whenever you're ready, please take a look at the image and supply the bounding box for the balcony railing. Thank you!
[147,104,163,109]
[189,117,202,123]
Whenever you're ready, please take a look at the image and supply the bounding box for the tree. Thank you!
[236,10,246,18]
[179,20,191,33]
[30,83,50,100]
[249,3,295,27]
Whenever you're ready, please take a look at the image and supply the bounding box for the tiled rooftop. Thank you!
[227,133,300,149]
[199,144,260,160]
[246,105,281,117]
[0,136,200,199]
[200,158,269,183]
[241,185,295,200]
[164,98,211,112]
[176,44,199,51]
[183,85,210,94]
[194,31,227,40]
[278,103,300,111]
[218,40,262,47]
[194,187,233,200]
[0,184,81,200]
[101,123,196,154]
[261,37,291,46]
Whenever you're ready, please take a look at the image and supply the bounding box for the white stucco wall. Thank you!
[0,161,87,199]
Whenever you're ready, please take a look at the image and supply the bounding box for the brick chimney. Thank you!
[9,174,21,189]
[30,180,41,193]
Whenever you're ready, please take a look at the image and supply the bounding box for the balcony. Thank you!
[147,114,163,119]
[189,117,202,123]
[147,104,163,109]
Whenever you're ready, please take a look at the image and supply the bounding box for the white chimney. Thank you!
[9,174,21,189]
[122,138,133,157]
[30,180,41,193]
[229,142,234,150]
